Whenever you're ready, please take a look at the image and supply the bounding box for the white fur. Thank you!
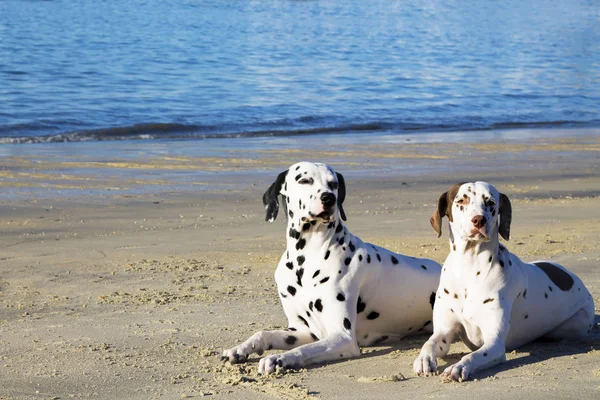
[414,181,595,381]
[223,162,441,374]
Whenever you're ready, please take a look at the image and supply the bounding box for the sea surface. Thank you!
[1,0,599,144]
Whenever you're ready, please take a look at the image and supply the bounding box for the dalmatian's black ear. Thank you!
[498,192,512,241]
[262,170,288,223]
[336,172,347,221]
[431,183,465,238]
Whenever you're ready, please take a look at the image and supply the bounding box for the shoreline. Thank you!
[0,127,598,202]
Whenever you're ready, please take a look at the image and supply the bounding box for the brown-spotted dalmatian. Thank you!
[222,162,441,374]
[414,181,595,381]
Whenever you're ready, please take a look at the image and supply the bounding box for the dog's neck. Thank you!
[285,217,345,254]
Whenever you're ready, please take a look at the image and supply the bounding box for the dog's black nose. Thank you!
[472,215,487,228]
[321,192,336,208]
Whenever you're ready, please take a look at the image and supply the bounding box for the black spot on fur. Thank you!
[287,286,296,296]
[533,262,575,291]
[421,264,427,270]
[442,339,447,344]
[483,298,494,304]
[328,221,335,229]
[310,333,318,341]
[296,268,304,286]
[391,256,398,265]
[548,286,553,292]
[308,301,313,311]
[324,250,330,260]
[286,262,294,270]
[312,270,320,278]
[314,299,323,312]
[499,259,504,267]
[280,292,287,298]
[337,293,345,301]
[489,255,493,262]
[297,255,305,266]
[358,254,363,261]
[296,238,306,251]
[349,241,355,252]
[294,174,302,181]
[343,318,351,330]
[306,310,311,317]
[429,292,436,309]
[289,228,300,239]
[285,335,297,345]
[524,314,529,319]
[366,311,380,320]
[338,237,345,246]
[344,257,351,266]
[289,210,294,218]
[336,223,343,233]
[357,297,366,313]
[367,254,371,263]
[376,254,381,262]
[523,289,527,298]
[298,315,309,327]
[320,277,330,284]
[545,292,548,298]
[302,223,311,231]
[287,327,297,331]
[423,320,432,327]
[483,352,488,357]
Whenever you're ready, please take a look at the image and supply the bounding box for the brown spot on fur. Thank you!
[533,262,574,291]
[483,298,494,304]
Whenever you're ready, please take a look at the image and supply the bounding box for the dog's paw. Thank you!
[258,353,300,375]
[441,362,470,382]
[413,354,438,376]
[221,345,256,364]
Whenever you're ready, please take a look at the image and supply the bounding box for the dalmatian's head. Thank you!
[262,162,346,226]
[430,182,512,243]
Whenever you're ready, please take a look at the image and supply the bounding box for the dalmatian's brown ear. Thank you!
[335,172,347,221]
[498,192,512,241]
[430,183,465,238]
[262,170,288,223]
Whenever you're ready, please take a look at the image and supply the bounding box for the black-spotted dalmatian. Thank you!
[222,162,441,374]
[414,181,595,381]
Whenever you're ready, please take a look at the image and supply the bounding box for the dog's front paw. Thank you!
[258,353,300,375]
[413,353,438,376]
[441,362,471,382]
[221,343,262,364]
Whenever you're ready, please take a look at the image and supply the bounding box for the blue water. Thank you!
[1,0,599,144]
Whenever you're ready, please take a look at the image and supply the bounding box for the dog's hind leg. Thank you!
[544,299,595,340]
[222,329,315,363]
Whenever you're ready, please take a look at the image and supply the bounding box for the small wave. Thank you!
[0,120,597,145]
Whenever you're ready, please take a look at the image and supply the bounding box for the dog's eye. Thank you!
[298,178,314,185]
[485,199,496,207]
[328,181,338,190]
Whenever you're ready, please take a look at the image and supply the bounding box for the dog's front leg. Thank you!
[258,331,359,374]
[222,329,315,363]
[441,303,510,381]
[414,318,458,376]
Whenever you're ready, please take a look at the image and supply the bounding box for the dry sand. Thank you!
[1,130,599,399]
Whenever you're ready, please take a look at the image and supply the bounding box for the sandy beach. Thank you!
[1,129,599,399]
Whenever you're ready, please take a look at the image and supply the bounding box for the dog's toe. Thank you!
[258,355,279,375]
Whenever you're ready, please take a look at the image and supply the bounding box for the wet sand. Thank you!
[1,129,599,399]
